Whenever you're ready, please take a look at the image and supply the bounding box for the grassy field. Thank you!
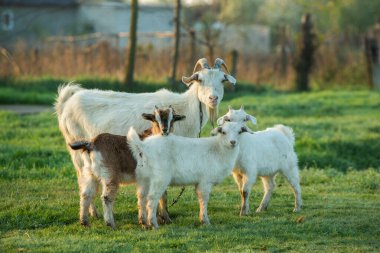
[0,81,380,252]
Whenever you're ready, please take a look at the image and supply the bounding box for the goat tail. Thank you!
[127,127,143,160]
[273,124,295,146]
[55,82,83,117]
[69,141,93,151]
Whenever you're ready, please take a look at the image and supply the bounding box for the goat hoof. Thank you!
[293,207,301,213]
[157,215,165,225]
[143,224,158,230]
[256,207,266,213]
[162,216,172,225]
[201,220,211,226]
[80,220,90,227]
[140,223,149,230]
[106,222,116,230]
[164,218,172,224]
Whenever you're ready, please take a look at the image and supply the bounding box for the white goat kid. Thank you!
[55,58,236,225]
[217,106,302,215]
[127,122,249,229]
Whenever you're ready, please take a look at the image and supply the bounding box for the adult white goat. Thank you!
[127,122,249,229]
[55,58,236,225]
[217,106,302,215]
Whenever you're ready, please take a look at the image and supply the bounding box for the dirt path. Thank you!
[0,105,53,114]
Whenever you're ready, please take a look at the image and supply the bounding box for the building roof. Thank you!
[0,0,80,7]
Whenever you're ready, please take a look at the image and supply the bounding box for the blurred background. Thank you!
[1,3,380,249]
[1,0,380,91]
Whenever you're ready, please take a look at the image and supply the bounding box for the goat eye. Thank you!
[225,118,230,122]
[222,131,226,135]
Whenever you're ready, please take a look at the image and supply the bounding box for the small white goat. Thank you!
[127,122,249,229]
[69,106,185,229]
[217,106,302,215]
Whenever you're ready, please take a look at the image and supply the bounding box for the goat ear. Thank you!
[245,115,257,125]
[210,126,222,136]
[142,113,155,122]
[217,115,229,126]
[216,116,225,126]
[182,73,199,86]
[173,115,186,121]
[224,74,236,85]
[240,126,254,134]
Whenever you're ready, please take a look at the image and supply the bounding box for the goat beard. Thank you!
[206,106,218,127]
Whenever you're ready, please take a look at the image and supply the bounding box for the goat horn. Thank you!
[192,58,210,73]
[213,58,230,74]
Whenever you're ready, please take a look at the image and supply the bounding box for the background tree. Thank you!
[339,0,380,32]
[183,2,221,61]
[125,0,138,87]
[170,0,181,86]
[294,13,318,91]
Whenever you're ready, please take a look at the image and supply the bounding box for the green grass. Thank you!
[0,84,380,252]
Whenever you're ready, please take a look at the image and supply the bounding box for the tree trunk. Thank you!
[170,0,181,86]
[365,22,380,90]
[125,0,138,87]
[187,28,197,74]
[230,49,238,77]
[294,13,317,91]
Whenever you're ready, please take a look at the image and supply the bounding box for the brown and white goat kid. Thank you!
[69,106,185,229]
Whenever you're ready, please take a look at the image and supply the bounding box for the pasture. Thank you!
[0,82,380,252]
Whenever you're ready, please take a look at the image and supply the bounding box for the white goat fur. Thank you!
[217,106,302,215]
[127,122,246,229]
[55,60,236,224]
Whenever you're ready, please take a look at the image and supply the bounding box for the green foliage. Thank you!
[339,0,380,31]
[220,0,379,34]
[0,85,379,251]
[219,0,264,24]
